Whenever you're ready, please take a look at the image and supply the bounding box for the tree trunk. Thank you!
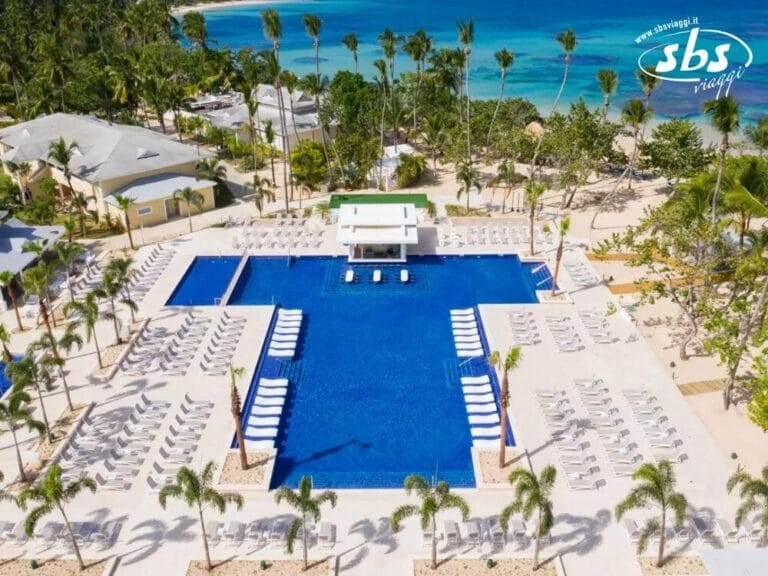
[498,373,508,468]
[302,516,309,569]
[431,515,437,570]
[8,287,24,332]
[723,276,768,409]
[110,298,121,344]
[551,59,570,116]
[198,506,213,571]
[58,366,74,412]
[93,327,103,369]
[678,321,696,361]
[590,163,631,229]
[58,504,85,570]
[657,511,666,567]
[711,144,727,227]
[486,71,505,150]
[35,384,53,444]
[627,129,639,191]
[465,53,471,166]
[187,212,193,234]
[379,86,387,189]
[552,239,564,296]
[125,213,135,250]
[533,508,542,570]
[529,209,535,255]
[10,426,26,482]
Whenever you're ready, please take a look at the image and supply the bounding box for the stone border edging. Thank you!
[104,318,150,381]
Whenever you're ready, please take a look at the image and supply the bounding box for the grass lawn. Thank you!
[329,192,430,209]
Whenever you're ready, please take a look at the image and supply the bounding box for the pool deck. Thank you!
[0,220,749,576]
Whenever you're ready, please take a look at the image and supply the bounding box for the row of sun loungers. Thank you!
[344,268,410,284]
[507,310,540,346]
[622,389,687,463]
[232,220,323,251]
[545,314,584,352]
[437,224,552,248]
[623,515,765,546]
[420,517,545,550]
[127,244,177,303]
[146,396,212,490]
[460,374,501,448]
[244,377,290,450]
[450,308,484,357]
[266,308,302,358]
[205,519,335,549]
[578,309,618,344]
[201,311,247,375]
[563,258,599,287]
[0,519,121,549]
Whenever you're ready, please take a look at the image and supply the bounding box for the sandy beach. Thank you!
[171,0,297,15]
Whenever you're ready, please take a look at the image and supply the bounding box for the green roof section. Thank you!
[329,193,429,209]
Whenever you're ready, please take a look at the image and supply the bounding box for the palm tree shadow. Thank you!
[550,509,611,558]
[338,517,397,572]
[121,516,196,565]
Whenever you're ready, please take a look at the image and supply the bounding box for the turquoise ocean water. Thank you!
[199,0,768,122]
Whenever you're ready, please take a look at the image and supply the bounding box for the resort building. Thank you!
[201,84,324,153]
[0,211,63,311]
[337,202,419,261]
[0,113,216,228]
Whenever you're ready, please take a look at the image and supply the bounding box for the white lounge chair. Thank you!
[251,405,283,416]
[468,413,500,425]
[372,270,382,283]
[462,384,492,395]
[345,269,355,283]
[254,396,285,406]
[457,350,484,357]
[246,426,278,438]
[465,403,497,414]
[464,393,495,404]
[260,378,289,387]
[400,269,409,283]
[471,425,501,438]
[317,521,335,549]
[716,518,740,543]
[461,375,490,385]
[443,521,460,546]
[257,387,287,397]
[268,348,295,357]
[248,416,280,427]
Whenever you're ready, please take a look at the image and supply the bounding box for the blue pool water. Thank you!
[166,256,241,306]
[225,255,547,488]
[0,360,14,396]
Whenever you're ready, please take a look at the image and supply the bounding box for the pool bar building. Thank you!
[336,203,419,262]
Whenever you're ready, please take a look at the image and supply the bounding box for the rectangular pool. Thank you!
[166,256,241,306]
[224,255,547,489]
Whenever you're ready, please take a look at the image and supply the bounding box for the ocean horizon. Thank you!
[195,0,767,125]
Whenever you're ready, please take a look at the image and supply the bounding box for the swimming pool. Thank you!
[224,255,548,489]
[166,256,241,306]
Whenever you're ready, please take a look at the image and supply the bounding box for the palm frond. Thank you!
[285,517,302,554]
[637,517,660,555]
[390,504,419,532]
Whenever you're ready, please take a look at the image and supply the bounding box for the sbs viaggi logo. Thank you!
[635,18,753,98]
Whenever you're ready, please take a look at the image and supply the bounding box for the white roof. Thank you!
[0,218,64,274]
[104,174,215,206]
[204,104,320,134]
[337,203,419,245]
[0,113,211,182]
[256,84,316,113]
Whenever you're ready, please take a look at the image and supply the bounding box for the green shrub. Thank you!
[395,153,426,189]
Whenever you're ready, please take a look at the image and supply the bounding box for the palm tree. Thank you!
[55,241,83,304]
[0,389,44,482]
[173,187,205,234]
[374,58,389,185]
[250,175,275,217]
[261,9,290,211]
[524,179,547,255]
[391,475,470,570]
[551,216,571,296]
[95,270,136,344]
[275,475,338,570]
[378,28,400,147]
[403,30,432,133]
[69,192,95,238]
[7,356,54,444]
[20,262,54,334]
[0,324,11,363]
[158,462,244,571]
[30,328,81,412]
[487,346,521,467]
[18,464,96,570]
[456,162,481,212]
[703,95,741,226]
[489,160,516,214]
[487,48,515,148]
[47,137,79,205]
[457,18,474,164]
[302,14,322,109]
[341,32,359,73]
[744,118,768,156]
[621,98,652,191]
[422,113,446,173]
[551,28,577,114]
[263,119,278,187]
[106,258,138,324]
[281,70,302,147]
[597,68,618,121]
[500,465,557,570]
[112,194,136,250]
[0,270,24,331]
[727,464,768,545]
[615,461,687,568]
[228,366,248,470]
[64,291,103,369]
[196,158,229,208]
[636,66,661,108]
